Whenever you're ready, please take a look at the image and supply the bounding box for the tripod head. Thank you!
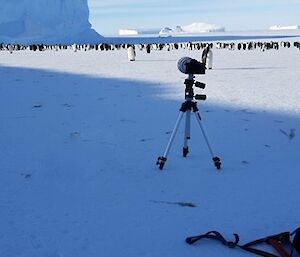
[184,74,207,101]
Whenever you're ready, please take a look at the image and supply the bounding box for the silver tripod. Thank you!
[156,74,221,170]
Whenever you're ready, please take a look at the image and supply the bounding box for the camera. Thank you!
[177,57,206,75]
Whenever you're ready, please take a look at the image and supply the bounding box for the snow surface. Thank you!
[0,0,102,44]
[0,38,300,257]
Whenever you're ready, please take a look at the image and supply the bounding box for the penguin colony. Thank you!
[1,40,300,54]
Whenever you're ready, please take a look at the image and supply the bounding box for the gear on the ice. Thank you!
[186,228,300,257]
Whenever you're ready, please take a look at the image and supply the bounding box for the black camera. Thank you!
[178,57,206,75]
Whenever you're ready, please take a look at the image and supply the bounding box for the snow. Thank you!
[270,25,300,31]
[0,0,102,44]
[0,37,300,257]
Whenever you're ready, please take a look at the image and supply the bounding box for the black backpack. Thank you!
[186,228,300,257]
[293,228,300,255]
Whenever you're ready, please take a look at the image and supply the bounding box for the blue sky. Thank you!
[88,0,300,35]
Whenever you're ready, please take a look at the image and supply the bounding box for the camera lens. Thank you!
[177,57,192,74]
[177,57,206,74]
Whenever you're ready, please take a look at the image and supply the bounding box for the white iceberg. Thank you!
[269,25,300,31]
[159,22,225,35]
[0,0,102,44]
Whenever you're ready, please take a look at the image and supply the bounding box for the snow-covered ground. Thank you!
[0,41,300,257]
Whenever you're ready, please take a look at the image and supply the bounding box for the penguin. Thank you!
[127,45,136,61]
[206,46,213,69]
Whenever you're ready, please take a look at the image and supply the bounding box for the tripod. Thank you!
[156,74,221,170]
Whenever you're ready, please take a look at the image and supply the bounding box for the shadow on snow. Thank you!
[0,65,299,257]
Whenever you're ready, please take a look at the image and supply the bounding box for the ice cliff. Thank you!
[0,0,102,44]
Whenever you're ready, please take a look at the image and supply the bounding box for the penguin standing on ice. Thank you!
[72,44,77,52]
[8,44,13,54]
[202,45,213,69]
[206,46,213,69]
[146,44,151,54]
[127,45,136,61]
[201,45,209,64]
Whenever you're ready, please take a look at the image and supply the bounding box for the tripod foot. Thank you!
[213,156,221,170]
[183,147,189,157]
[156,156,167,170]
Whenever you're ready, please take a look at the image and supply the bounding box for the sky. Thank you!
[88,0,300,36]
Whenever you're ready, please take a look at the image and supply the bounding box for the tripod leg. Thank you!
[157,111,185,170]
[183,110,191,157]
[193,111,221,170]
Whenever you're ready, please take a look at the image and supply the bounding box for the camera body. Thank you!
[178,57,206,75]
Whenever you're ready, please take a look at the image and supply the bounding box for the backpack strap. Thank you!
[186,231,239,248]
[268,239,290,257]
[186,231,293,257]
[239,232,291,257]
[291,227,300,254]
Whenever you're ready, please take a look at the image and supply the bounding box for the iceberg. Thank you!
[159,22,225,35]
[119,23,225,36]
[181,22,225,33]
[119,28,161,36]
[0,0,102,44]
[269,25,300,31]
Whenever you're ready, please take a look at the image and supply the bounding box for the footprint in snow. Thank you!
[70,132,80,139]
[280,128,296,140]
[140,138,154,142]
[150,200,197,208]
[120,118,136,123]
[20,173,32,179]
[289,129,296,140]
[62,103,72,108]
[274,120,284,123]
[241,160,249,165]
[238,109,256,115]
[32,104,43,108]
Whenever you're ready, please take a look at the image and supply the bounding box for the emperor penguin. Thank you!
[127,45,136,61]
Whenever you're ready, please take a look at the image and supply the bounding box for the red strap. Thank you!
[267,239,290,257]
